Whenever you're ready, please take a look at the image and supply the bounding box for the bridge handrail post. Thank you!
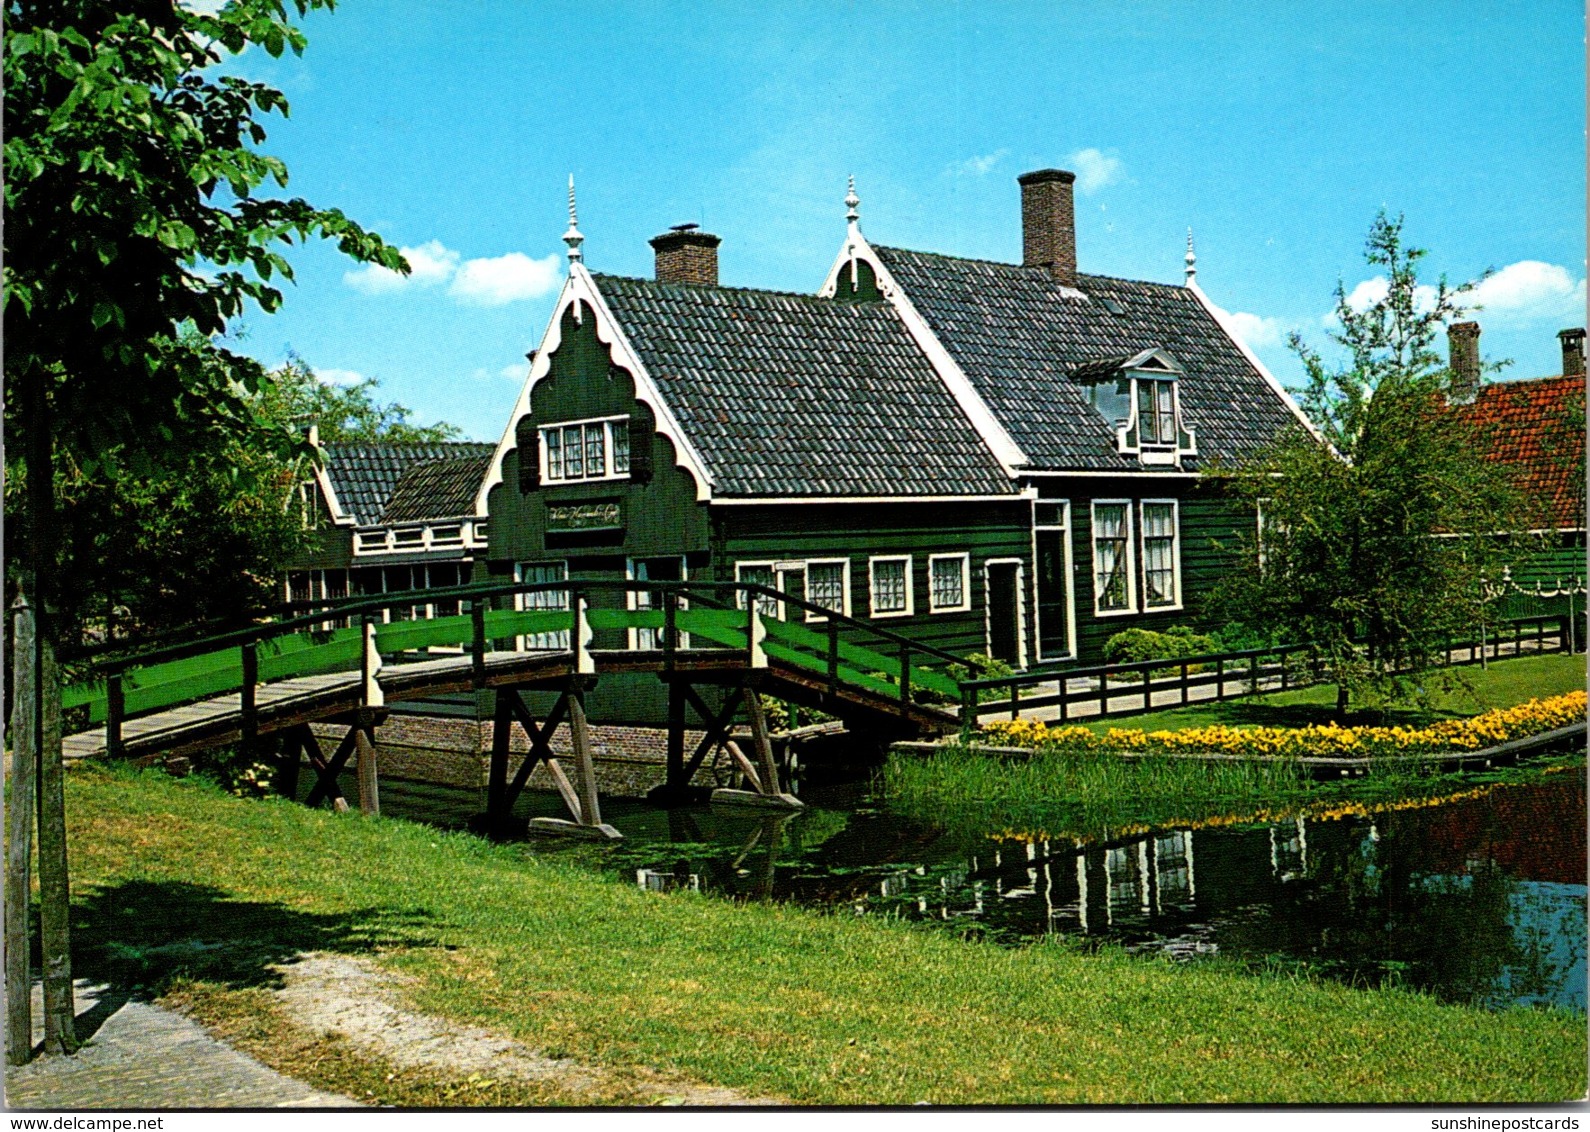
[240,640,258,754]
[959,683,976,743]
[663,590,677,671]
[826,621,839,693]
[748,603,766,669]
[573,590,594,675]
[898,643,911,704]
[470,600,487,689]
[105,673,125,760]
[360,614,384,707]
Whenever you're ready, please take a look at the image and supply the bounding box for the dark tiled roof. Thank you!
[382,454,494,523]
[1452,376,1586,529]
[592,275,1015,497]
[322,443,496,525]
[874,246,1302,471]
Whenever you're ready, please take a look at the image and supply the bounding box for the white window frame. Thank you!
[513,559,570,652]
[867,555,914,619]
[1090,499,1138,617]
[626,556,688,650]
[803,558,852,622]
[734,560,784,620]
[1138,499,1183,612]
[1031,499,1077,661]
[927,552,972,614]
[539,414,631,484]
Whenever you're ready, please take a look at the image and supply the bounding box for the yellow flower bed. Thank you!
[982,691,1586,761]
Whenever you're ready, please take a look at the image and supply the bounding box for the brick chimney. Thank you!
[1018,168,1077,288]
[1558,328,1586,377]
[1447,321,1481,404]
[650,224,720,287]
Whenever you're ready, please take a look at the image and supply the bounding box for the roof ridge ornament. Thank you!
[563,175,584,262]
[845,175,861,285]
[1184,228,1196,285]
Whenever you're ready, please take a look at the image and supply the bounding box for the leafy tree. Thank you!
[257,354,462,444]
[2,0,405,1058]
[1212,213,1525,717]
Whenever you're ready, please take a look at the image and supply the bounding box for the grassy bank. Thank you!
[1073,652,1585,734]
[59,765,1586,1104]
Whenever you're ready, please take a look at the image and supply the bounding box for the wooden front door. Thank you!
[985,561,1023,667]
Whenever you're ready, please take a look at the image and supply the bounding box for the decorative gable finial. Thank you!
[845,174,860,226]
[563,175,584,262]
[1184,228,1197,284]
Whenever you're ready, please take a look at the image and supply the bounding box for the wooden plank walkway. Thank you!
[62,647,958,764]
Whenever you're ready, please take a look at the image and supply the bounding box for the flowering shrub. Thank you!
[981,691,1586,761]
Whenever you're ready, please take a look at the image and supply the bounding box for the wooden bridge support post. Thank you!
[711,684,803,812]
[665,679,687,792]
[567,688,601,828]
[354,727,380,817]
[486,690,514,835]
[275,727,303,801]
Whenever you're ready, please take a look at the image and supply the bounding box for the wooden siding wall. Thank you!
[713,500,1033,661]
[1045,479,1253,661]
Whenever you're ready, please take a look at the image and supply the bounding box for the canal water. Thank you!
[364,766,1586,1013]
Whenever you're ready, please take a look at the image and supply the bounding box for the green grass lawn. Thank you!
[56,764,1587,1105]
[1079,652,1585,734]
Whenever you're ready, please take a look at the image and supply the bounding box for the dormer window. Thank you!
[1076,347,1196,467]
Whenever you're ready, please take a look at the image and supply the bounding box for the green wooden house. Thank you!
[288,436,496,614]
[475,166,1307,702]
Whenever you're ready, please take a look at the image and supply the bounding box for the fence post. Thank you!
[960,684,976,743]
[1181,660,1190,706]
[898,643,911,705]
[1009,678,1020,721]
[106,671,125,760]
[1141,664,1151,712]
[1216,656,1225,700]
[1250,653,1259,695]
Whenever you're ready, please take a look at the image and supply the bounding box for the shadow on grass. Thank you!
[68,879,443,1003]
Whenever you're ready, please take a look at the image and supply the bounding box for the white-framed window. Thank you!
[1136,378,1178,447]
[541,415,630,483]
[515,560,569,650]
[1091,500,1136,615]
[804,558,851,622]
[735,561,782,619]
[868,555,913,618]
[927,553,971,613]
[1139,500,1181,610]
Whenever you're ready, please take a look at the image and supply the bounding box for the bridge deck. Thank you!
[63,647,957,763]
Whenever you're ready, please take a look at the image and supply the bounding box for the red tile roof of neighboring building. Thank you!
[1454,375,1586,530]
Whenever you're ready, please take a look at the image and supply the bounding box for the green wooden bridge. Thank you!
[59,580,965,839]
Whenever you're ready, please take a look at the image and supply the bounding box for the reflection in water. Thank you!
[355,768,1586,1012]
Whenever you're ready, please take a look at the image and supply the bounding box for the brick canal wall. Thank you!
[308,713,722,799]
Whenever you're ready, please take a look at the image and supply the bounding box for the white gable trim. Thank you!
[819,233,1028,475]
[306,429,355,527]
[1186,280,1325,445]
[475,264,715,513]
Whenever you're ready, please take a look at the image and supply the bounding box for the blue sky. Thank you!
[227,1,1586,441]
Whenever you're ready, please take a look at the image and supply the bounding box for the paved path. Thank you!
[4,981,360,1110]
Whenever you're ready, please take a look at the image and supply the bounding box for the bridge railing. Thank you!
[61,578,968,752]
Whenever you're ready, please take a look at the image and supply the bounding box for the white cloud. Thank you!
[1337,275,1438,320]
[314,367,367,388]
[948,149,1008,177]
[500,362,527,382]
[1470,260,1586,318]
[1226,310,1288,350]
[449,252,563,306]
[1067,147,1123,195]
[343,239,460,294]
